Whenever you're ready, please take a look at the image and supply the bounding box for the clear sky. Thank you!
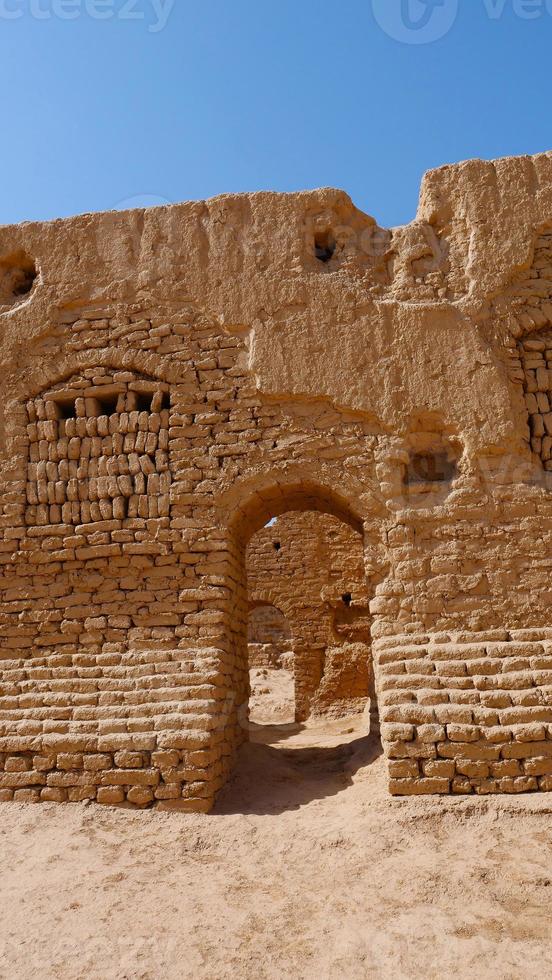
[1,0,551,229]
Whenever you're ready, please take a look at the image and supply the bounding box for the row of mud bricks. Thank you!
[0,742,224,810]
[378,632,552,795]
[25,384,171,525]
[386,731,552,795]
[520,333,552,465]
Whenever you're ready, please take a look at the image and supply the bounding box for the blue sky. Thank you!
[0,0,551,229]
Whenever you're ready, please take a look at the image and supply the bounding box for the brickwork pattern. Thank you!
[0,647,226,808]
[248,604,291,645]
[377,630,552,795]
[0,157,552,807]
[24,371,171,526]
[247,603,292,669]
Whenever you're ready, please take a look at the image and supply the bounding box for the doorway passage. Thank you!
[247,602,295,725]
[245,509,374,726]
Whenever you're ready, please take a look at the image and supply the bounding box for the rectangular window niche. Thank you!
[24,374,171,526]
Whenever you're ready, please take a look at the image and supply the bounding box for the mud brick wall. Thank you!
[517,328,552,468]
[247,604,291,645]
[0,647,227,810]
[2,154,552,806]
[0,306,253,811]
[377,630,552,795]
[247,604,292,669]
[24,370,171,526]
[309,642,372,718]
[247,641,291,669]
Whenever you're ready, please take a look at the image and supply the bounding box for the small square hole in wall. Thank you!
[55,399,77,420]
[135,391,154,413]
[342,592,352,607]
[92,392,120,416]
[406,453,456,485]
[273,541,281,551]
[314,230,336,264]
[0,251,38,306]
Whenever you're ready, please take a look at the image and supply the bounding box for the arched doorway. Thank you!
[246,510,374,723]
[248,601,292,649]
[247,601,295,725]
[220,477,383,754]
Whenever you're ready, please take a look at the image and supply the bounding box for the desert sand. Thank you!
[1,672,552,979]
[249,666,295,725]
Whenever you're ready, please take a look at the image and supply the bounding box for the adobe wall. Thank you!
[247,602,291,670]
[247,603,291,646]
[246,512,370,720]
[1,151,552,807]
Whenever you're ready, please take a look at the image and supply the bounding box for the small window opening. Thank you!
[136,391,153,413]
[13,266,37,296]
[406,452,456,485]
[342,592,352,607]
[160,390,171,412]
[273,541,281,552]
[96,393,119,416]
[56,399,76,420]
[0,251,38,305]
[314,230,336,264]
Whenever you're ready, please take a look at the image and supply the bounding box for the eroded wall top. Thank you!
[1,151,552,457]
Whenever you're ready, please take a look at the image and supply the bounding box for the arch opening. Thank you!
[213,486,385,812]
[228,478,365,548]
[216,475,384,808]
[247,601,295,726]
[229,482,379,737]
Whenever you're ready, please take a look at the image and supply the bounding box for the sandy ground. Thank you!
[2,679,552,979]
[249,667,295,724]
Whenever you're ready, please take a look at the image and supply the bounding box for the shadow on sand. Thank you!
[213,721,383,816]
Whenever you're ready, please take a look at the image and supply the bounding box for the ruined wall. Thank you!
[248,604,291,646]
[2,152,552,806]
[0,308,248,811]
[246,512,370,719]
[247,603,292,669]
[377,630,552,795]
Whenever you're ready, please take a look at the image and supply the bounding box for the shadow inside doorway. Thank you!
[213,718,383,816]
